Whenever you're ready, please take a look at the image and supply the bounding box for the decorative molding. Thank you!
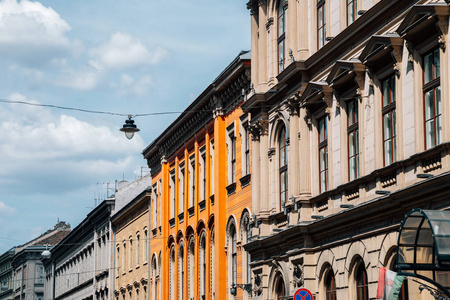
[287,92,301,116]
[253,273,263,296]
[266,17,273,31]
[354,71,365,100]
[405,41,414,63]
[438,15,448,52]
[323,91,333,116]
[391,45,403,78]
[292,261,305,288]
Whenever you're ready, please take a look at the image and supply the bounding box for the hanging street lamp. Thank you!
[120,115,140,140]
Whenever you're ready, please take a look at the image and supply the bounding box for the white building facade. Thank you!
[243,0,450,299]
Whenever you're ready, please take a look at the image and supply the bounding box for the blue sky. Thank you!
[0,0,250,253]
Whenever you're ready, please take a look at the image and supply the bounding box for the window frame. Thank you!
[347,98,359,181]
[318,115,328,193]
[325,270,336,300]
[279,126,288,210]
[422,47,441,150]
[355,263,368,300]
[317,0,326,49]
[347,0,357,25]
[382,74,397,166]
[277,0,286,73]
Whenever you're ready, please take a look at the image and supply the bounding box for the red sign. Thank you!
[294,288,313,300]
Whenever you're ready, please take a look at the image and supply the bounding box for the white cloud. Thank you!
[0,93,146,195]
[116,74,152,97]
[0,201,16,214]
[91,32,167,69]
[0,0,75,66]
[54,67,102,90]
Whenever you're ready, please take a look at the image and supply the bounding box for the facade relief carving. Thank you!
[354,71,365,100]
[391,45,403,78]
[438,15,448,52]
[292,259,304,288]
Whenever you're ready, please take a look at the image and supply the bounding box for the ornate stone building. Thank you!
[43,201,113,300]
[142,51,252,300]
[243,0,450,299]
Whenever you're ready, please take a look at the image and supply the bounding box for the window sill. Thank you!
[178,212,184,223]
[169,218,175,228]
[199,200,206,211]
[128,268,133,273]
[143,261,148,266]
[239,174,251,188]
[226,182,236,195]
[210,194,215,205]
[152,228,157,237]
[188,206,195,217]
[136,265,140,270]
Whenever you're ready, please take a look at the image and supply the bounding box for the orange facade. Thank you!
[143,51,252,300]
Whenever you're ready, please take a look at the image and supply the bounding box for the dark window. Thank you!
[382,75,396,166]
[317,0,326,48]
[245,128,251,175]
[423,48,441,149]
[231,226,237,285]
[276,278,285,300]
[348,99,359,180]
[356,263,368,300]
[325,271,336,300]
[319,116,328,192]
[279,127,288,209]
[347,0,357,25]
[278,0,286,72]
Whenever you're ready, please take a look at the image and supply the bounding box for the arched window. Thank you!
[210,228,215,300]
[151,256,157,300]
[325,270,336,300]
[178,243,184,300]
[279,126,288,209]
[230,225,237,287]
[199,232,207,298]
[169,246,175,300]
[355,263,368,300]
[276,277,285,300]
[188,238,195,299]
[277,0,286,72]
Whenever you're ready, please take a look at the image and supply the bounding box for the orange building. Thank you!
[142,51,253,300]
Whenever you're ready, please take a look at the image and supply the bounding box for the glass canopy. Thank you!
[396,209,450,291]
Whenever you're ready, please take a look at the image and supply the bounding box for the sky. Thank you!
[0,0,250,253]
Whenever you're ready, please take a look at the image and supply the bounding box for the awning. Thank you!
[396,208,450,292]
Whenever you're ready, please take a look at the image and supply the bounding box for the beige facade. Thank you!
[243,0,450,299]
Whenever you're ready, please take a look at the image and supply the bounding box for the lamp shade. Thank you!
[120,116,140,140]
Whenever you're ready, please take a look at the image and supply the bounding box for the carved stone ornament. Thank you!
[253,273,263,296]
[323,92,333,116]
[287,92,301,116]
[391,45,402,77]
[293,263,305,288]
[438,15,448,52]
[258,119,269,136]
[354,71,365,100]
[266,17,274,31]
[249,123,262,141]
[405,41,414,63]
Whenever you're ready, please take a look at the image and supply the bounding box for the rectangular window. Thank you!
[277,0,286,72]
[152,185,157,229]
[189,155,195,208]
[227,126,236,184]
[210,139,215,196]
[317,0,326,49]
[347,0,357,25]
[169,170,175,219]
[178,162,185,213]
[137,235,140,266]
[382,75,396,166]
[423,48,441,149]
[244,127,251,175]
[200,147,206,202]
[318,116,328,192]
[348,99,359,180]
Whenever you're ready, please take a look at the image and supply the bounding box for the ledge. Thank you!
[188,206,195,217]
[239,174,251,188]
[210,194,215,205]
[199,200,206,211]
[169,218,175,228]
[226,182,237,195]
[178,212,184,223]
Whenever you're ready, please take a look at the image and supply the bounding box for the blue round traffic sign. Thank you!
[294,288,313,300]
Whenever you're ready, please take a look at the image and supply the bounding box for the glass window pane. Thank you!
[400,229,417,245]
[398,246,414,264]
[436,237,450,256]
[349,131,355,156]
[391,76,396,102]
[417,228,433,245]
[424,52,433,83]
[416,247,433,264]
[426,119,435,148]
[434,48,440,78]
[384,113,391,139]
[385,140,392,165]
